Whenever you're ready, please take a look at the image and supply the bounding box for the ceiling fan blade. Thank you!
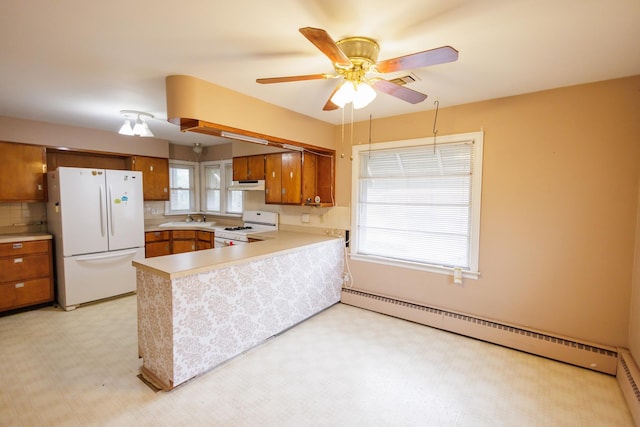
[375,46,458,73]
[322,82,342,111]
[256,73,333,84]
[371,79,428,104]
[299,27,352,68]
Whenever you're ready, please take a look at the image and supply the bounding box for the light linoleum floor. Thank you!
[0,295,634,426]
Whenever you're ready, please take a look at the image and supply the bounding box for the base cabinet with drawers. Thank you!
[145,231,171,258]
[0,239,54,312]
[145,230,216,258]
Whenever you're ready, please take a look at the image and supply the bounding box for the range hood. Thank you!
[228,180,265,191]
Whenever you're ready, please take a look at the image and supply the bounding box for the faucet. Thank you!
[186,214,194,223]
[202,214,207,223]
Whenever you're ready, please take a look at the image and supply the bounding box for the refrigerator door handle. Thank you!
[109,185,115,236]
[99,185,106,237]
[73,249,138,262]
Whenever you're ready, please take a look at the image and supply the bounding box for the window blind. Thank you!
[357,141,475,269]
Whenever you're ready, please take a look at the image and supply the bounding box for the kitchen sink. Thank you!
[158,221,215,228]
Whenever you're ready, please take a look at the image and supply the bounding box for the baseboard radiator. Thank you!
[341,288,618,375]
[617,349,640,425]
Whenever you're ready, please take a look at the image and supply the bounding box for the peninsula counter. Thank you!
[132,231,344,390]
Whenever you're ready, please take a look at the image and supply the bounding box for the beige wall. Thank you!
[0,116,169,158]
[630,180,640,359]
[338,76,640,347]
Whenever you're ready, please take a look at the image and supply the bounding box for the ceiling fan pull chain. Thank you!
[368,114,373,158]
[432,99,440,154]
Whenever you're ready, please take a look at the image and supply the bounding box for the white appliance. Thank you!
[46,167,145,310]
[213,210,278,247]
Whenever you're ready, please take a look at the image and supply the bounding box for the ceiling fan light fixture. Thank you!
[331,81,376,109]
[331,81,356,108]
[353,82,377,109]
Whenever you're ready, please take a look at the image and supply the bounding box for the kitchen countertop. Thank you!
[144,224,219,232]
[132,230,341,280]
[0,233,53,244]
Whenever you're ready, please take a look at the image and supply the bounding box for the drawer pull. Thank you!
[13,243,23,249]
[15,283,25,288]
[14,258,23,264]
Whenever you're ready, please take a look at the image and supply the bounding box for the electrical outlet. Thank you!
[301,214,310,223]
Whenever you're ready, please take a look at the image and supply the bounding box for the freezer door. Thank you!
[105,169,145,251]
[58,247,144,310]
[57,167,109,256]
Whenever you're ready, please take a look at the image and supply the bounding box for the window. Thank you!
[201,160,243,215]
[167,160,197,214]
[350,131,483,278]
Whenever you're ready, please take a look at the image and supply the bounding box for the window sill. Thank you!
[349,253,480,280]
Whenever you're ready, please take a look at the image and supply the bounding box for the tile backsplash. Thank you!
[0,202,47,234]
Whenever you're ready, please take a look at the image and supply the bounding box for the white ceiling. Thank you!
[1,0,639,146]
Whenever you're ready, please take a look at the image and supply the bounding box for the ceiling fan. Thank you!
[256,27,458,111]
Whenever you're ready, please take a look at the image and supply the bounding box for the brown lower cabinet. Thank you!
[172,230,196,254]
[145,230,216,258]
[145,231,171,258]
[0,239,54,312]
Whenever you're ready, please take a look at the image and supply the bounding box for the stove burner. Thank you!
[224,226,253,231]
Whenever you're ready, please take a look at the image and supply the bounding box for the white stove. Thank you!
[213,210,278,247]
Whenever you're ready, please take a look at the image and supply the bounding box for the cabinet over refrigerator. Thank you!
[47,167,145,310]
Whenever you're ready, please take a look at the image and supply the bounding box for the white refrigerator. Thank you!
[47,167,145,311]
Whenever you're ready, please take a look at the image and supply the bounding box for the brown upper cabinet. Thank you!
[264,151,333,206]
[0,141,47,202]
[232,155,265,181]
[127,156,170,201]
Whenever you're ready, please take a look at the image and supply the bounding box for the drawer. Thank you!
[197,231,213,241]
[172,230,196,239]
[0,253,51,282]
[0,278,53,312]
[0,240,50,257]
[145,231,170,242]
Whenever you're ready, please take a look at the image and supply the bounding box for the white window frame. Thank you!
[165,160,200,215]
[200,160,243,217]
[350,131,483,279]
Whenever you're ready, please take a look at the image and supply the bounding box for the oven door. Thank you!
[214,237,246,248]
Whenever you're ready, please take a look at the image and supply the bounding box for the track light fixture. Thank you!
[119,110,154,137]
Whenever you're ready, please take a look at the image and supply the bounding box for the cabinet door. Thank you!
[131,156,169,201]
[232,157,248,181]
[196,231,214,250]
[145,241,171,258]
[265,153,282,204]
[301,152,317,204]
[281,152,301,204]
[173,240,195,254]
[247,155,265,180]
[0,141,46,202]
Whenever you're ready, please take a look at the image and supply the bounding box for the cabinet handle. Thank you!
[272,171,275,178]
[14,258,23,263]
[290,171,293,179]
[150,165,154,172]
[15,283,25,288]
[13,243,23,249]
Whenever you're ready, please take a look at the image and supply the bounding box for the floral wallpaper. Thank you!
[137,239,344,390]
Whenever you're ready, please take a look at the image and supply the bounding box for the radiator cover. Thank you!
[341,288,618,375]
